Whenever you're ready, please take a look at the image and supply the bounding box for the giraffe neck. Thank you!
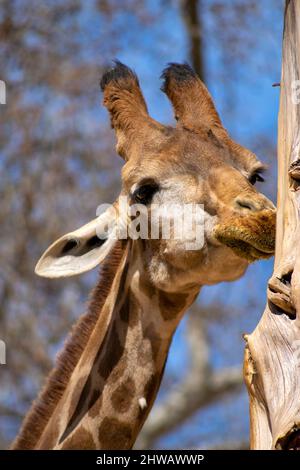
[16,241,199,450]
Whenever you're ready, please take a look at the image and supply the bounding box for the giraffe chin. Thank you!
[215,235,274,262]
[213,209,276,263]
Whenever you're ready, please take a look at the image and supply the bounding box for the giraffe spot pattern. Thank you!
[111,377,136,413]
[158,290,188,321]
[108,354,128,384]
[98,417,133,450]
[60,426,96,450]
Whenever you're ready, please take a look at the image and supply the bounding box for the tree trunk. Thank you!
[180,0,205,81]
[244,0,300,450]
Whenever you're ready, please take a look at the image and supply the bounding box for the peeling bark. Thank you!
[244,0,300,450]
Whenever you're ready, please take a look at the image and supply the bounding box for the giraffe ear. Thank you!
[35,206,118,278]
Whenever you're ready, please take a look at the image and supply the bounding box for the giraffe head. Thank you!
[36,62,275,292]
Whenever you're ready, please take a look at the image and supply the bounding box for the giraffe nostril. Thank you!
[235,198,257,212]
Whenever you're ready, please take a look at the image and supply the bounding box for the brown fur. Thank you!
[214,210,276,262]
[61,427,96,450]
[100,60,166,159]
[111,377,136,413]
[59,292,128,443]
[98,417,133,450]
[11,241,126,450]
[101,61,148,131]
[158,291,189,321]
[161,63,224,135]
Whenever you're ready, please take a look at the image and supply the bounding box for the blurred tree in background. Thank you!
[0,0,283,449]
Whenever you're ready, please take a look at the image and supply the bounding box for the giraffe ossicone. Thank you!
[13,61,276,450]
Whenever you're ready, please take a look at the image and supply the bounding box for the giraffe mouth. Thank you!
[213,209,276,262]
[214,234,274,261]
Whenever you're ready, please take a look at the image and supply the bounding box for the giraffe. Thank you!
[12,62,276,450]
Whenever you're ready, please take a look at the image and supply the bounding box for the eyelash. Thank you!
[132,182,159,205]
[249,172,265,185]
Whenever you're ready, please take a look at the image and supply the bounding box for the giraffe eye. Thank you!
[132,182,159,205]
[249,172,265,185]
